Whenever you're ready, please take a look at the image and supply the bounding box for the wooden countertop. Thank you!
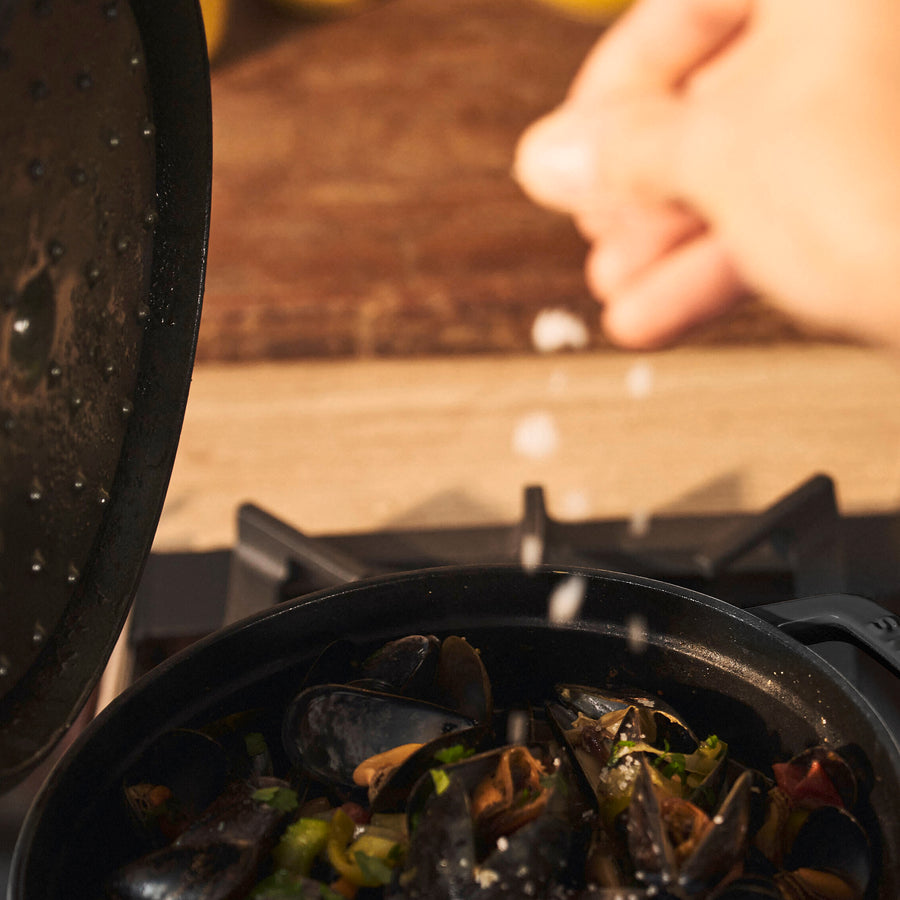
[197,0,809,362]
[155,344,900,551]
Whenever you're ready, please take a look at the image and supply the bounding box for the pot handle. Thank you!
[750,594,900,680]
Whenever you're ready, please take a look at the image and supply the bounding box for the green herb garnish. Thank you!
[608,740,637,765]
[354,851,395,885]
[252,786,299,811]
[433,744,475,765]
[245,732,268,757]
[430,768,451,795]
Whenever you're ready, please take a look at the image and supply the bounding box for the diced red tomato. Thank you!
[772,759,844,808]
[339,801,371,826]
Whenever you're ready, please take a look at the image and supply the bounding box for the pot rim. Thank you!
[11,563,900,897]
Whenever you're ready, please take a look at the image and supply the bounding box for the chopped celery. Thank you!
[272,817,331,876]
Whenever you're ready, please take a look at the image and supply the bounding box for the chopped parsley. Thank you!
[252,786,298,812]
[433,744,475,765]
[354,851,395,885]
[245,732,268,757]
[608,740,637,765]
[653,751,687,780]
[430,768,451,795]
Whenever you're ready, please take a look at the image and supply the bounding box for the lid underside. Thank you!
[0,0,210,790]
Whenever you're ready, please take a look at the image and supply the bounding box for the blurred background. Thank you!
[153,0,900,553]
[5,0,900,888]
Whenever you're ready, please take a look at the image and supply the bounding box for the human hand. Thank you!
[514,0,900,349]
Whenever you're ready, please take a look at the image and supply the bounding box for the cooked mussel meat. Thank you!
[396,744,584,899]
[283,683,478,790]
[549,686,727,825]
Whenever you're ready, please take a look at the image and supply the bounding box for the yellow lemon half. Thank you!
[200,0,230,61]
[533,0,632,22]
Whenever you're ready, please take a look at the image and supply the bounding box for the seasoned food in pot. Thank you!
[106,634,877,900]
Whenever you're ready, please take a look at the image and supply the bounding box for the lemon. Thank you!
[199,0,230,61]
[532,0,632,22]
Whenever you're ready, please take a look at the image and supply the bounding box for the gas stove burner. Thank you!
[133,474,900,639]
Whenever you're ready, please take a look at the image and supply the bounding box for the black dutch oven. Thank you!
[10,565,900,898]
[5,1,900,899]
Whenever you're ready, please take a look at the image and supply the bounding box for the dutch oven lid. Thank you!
[0,0,211,791]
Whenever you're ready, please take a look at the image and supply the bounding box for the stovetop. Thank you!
[131,473,900,646]
[127,473,900,741]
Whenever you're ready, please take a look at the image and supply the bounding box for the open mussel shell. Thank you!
[296,634,492,724]
[367,724,490,813]
[121,728,231,848]
[282,683,477,789]
[108,777,292,900]
[355,634,442,696]
[398,744,584,900]
[629,758,752,896]
[784,804,872,897]
[556,684,699,751]
[774,744,862,810]
[433,635,493,725]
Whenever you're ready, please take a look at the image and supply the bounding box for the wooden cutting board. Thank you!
[197,0,812,362]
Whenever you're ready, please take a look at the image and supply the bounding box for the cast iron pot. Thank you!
[10,565,900,898]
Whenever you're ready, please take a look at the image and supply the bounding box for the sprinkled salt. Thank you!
[531,308,590,353]
[496,836,509,852]
[512,411,560,459]
[559,489,591,520]
[628,508,651,538]
[506,709,529,744]
[475,868,500,888]
[547,575,587,624]
[625,360,654,398]
[626,613,649,654]
[520,533,544,571]
[547,368,569,395]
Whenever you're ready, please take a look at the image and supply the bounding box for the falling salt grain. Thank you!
[506,709,529,745]
[626,614,649,654]
[547,368,569,395]
[520,533,544,572]
[548,575,587,624]
[475,868,500,888]
[628,508,651,538]
[531,308,590,353]
[512,411,560,459]
[496,836,509,852]
[625,360,654,398]
[559,489,591,520]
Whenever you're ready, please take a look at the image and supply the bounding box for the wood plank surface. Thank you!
[197,0,810,361]
[155,345,900,550]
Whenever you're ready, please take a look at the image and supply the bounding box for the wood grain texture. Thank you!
[197,0,812,361]
[155,345,900,550]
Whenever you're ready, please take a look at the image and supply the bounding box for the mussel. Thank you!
[548,685,728,826]
[108,777,294,900]
[102,633,882,900]
[395,743,586,899]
